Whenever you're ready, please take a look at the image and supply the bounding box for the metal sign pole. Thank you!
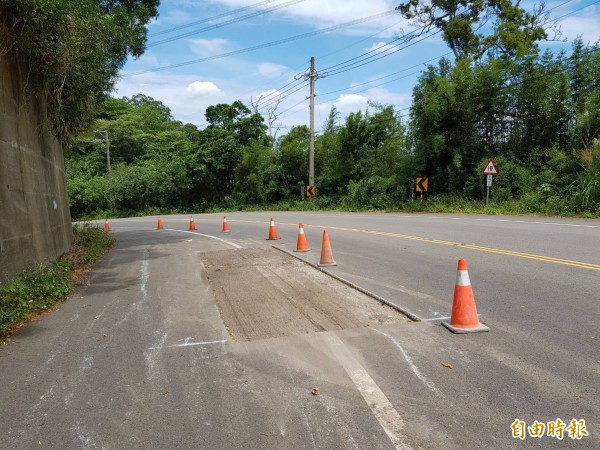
[486,185,490,205]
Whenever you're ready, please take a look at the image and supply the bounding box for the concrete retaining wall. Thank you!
[0,54,72,284]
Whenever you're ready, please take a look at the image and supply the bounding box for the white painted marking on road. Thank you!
[164,228,242,249]
[323,333,411,450]
[147,339,227,350]
[373,329,444,398]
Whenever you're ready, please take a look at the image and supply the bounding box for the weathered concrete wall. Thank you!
[0,54,72,284]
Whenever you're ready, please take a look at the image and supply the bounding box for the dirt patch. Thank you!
[202,248,407,342]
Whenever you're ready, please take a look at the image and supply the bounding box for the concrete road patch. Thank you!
[202,248,408,341]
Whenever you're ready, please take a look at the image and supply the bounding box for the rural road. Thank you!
[0,211,598,449]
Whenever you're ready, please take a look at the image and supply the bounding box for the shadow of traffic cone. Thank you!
[294,223,311,252]
[189,216,196,231]
[104,219,110,232]
[222,216,230,233]
[157,216,164,230]
[442,259,489,333]
[266,218,279,240]
[318,230,336,266]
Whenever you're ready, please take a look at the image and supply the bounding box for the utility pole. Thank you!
[303,57,326,187]
[95,130,111,178]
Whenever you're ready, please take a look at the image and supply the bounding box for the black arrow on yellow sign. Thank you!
[416,177,428,192]
[306,185,316,197]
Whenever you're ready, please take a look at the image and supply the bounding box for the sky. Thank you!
[115,0,600,136]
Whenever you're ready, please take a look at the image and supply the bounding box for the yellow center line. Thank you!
[230,219,600,271]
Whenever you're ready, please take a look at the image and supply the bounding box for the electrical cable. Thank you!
[148,0,307,47]
[124,10,397,76]
[150,0,294,37]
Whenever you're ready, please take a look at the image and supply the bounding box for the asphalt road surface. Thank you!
[1,212,598,449]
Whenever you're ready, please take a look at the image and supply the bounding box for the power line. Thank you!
[320,32,413,73]
[315,20,406,61]
[252,78,307,108]
[150,0,293,37]
[318,53,452,97]
[256,81,309,112]
[272,0,590,117]
[124,10,397,76]
[326,31,442,77]
[148,0,307,47]
[173,0,590,127]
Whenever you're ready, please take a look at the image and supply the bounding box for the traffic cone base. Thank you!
[157,216,164,230]
[189,216,196,231]
[442,320,489,334]
[442,259,489,334]
[294,223,311,252]
[318,261,336,267]
[318,230,336,266]
[266,218,279,240]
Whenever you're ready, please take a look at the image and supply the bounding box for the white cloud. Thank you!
[257,62,289,79]
[335,93,369,110]
[189,38,230,56]
[556,13,600,44]
[314,87,410,125]
[364,41,393,54]
[363,87,410,107]
[186,81,224,97]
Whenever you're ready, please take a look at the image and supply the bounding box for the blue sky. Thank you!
[116,0,600,136]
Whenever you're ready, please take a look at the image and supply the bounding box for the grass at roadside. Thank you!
[0,224,115,338]
[74,195,599,221]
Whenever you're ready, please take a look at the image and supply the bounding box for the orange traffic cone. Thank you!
[442,259,489,333]
[104,219,110,232]
[157,216,164,230]
[294,223,311,252]
[222,216,230,233]
[266,218,279,240]
[189,216,196,231]
[318,230,336,266]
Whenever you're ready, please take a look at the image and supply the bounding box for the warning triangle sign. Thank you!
[482,159,499,175]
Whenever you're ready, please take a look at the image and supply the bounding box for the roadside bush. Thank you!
[0,224,114,336]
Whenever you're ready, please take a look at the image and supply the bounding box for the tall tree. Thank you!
[0,0,160,140]
[397,0,548,61]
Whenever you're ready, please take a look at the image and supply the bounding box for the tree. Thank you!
[397,0,548,61]
[277,126,310,193]
[0,1,159,140]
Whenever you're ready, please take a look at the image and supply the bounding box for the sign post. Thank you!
[481,159,499,205]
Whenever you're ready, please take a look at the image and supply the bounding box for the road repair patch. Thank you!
[201,248,407,342]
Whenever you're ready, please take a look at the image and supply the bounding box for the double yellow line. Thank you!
[233,219,600,271]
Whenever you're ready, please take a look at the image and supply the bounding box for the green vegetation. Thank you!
[0,0,159,142]
[48,0,597,219]
[0,225,115,336]
[66,42,600,219]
